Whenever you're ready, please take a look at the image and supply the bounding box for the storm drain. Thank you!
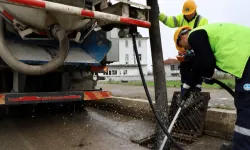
[133,92,211,150]
[168,92,210,143]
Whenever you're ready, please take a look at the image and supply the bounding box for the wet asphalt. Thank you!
[0,103,154,150]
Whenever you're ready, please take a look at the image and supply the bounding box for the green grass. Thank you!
[102,79,235,89]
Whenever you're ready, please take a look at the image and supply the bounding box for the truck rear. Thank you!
[0,0,150,105]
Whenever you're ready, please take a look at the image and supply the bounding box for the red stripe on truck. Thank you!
[84,91,111,100]
[120,17,151,28]
[7,0,46,8]
[0,94,5,104]
[2,10,14,20]
[8,95,81,102]
[81,9,95,17]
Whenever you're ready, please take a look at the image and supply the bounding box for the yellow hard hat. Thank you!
[182,0,197,15]
[173,26,192,51]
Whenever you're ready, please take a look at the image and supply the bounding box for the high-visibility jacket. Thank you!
[189,23,250,78]
[159,13,208,28]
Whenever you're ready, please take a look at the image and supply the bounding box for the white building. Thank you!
[163,58,233,79]
[164,58,180,77]
[103,28,149,78]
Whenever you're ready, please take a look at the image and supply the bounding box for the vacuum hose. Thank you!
[130,28,184,150]
[0,17,69,75]
[211,79,235,97]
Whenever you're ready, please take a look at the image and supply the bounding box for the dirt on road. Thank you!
[98,83,235,109]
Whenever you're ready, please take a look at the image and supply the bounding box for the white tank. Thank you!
[0,0,106,32]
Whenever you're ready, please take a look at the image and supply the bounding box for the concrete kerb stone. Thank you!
[205,108,235,140]
[85,97,156,121]
[86,96,236,140]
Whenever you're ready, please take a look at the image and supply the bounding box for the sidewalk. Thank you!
[98,83,235,110]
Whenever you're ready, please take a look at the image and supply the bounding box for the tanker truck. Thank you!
[0,0,150,105]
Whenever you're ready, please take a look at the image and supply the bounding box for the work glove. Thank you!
[184,50,195,62]
[191,86,202,92]
[181,83,201,92]
[191,83,202,92]
[203,77,215,85]
[159,13,165,21]
[181,83,191,101]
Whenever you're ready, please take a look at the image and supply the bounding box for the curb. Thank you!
[86,96,236,140]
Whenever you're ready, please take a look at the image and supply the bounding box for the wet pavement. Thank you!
[98,84,235,110]
[0,104,154,150]
[184,136,229,150]
[0,103,230,150]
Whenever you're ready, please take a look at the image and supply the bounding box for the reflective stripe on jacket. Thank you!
[159,13,208,28]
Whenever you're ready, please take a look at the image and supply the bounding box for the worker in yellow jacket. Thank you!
[159,0,208,92]
[159,0,208,28]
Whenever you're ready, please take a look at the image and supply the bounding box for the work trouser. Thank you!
[233,58,250,149]
[179,61,202,89]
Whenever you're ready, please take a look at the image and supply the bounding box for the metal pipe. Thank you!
[0,0,151,28]
[159,107,182,150]
[80,22,97,43]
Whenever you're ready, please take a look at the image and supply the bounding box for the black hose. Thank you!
[130,29,184,150]
[211,79,235,97]
[0,17,69,75]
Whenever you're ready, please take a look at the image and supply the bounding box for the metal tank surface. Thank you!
[0,0,108,31]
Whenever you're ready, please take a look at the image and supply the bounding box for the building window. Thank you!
[170,65,179,71]
[112,70,117,75]
[109,70,111,75]
[171,73,179,76]
[138,40,141,47]
[138,54,142,61]
[125,40,128,47]
[123,70,127,75]
[170,65,175,71]
[125,54,129,64]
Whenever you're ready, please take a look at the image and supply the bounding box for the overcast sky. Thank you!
[111,0,250,71]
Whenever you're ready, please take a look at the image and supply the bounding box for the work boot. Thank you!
[220,142,232,150]
[191,87,202,92]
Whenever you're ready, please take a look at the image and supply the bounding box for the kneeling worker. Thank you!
[173,23,250,150]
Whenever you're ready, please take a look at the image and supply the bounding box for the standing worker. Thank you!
[173,23,250,150]
[159,0,208,92]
